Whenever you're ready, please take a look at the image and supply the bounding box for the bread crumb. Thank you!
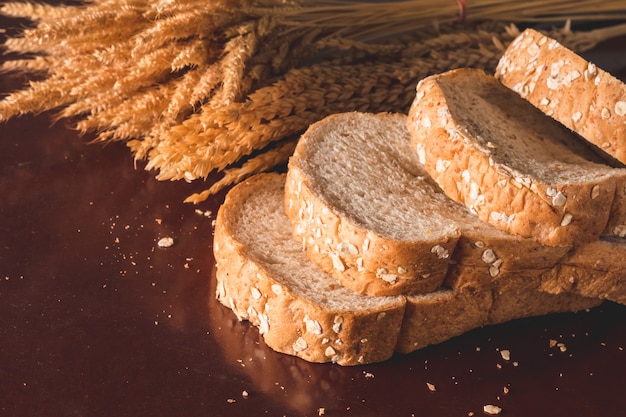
[550,339,567,352]
[227,398,236,404]
[242,390,249,398]
[155,218,162,225]
[318,407,325,416]
[157,237,174,248]
[483,404,502,415]
[363,371,374,379]
[194,209,212,217]
[500,349,511,361]
[426,382,436,392]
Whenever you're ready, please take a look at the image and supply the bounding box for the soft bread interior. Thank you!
[292,112,459,241]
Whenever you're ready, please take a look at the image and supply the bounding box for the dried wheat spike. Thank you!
[184,137,298,203]
[145,38,507,184]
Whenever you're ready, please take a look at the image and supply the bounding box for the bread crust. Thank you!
[448,236,626,307]
[396,289,490,354]
[397,267,601,354]
[407,68,618,246]
[444,264,544,294]
[489,285,602,325]
[540,238,626,305]
[496,28,626,163]
[604,174,626,236]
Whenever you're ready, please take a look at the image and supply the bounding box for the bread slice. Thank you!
[407,68,620,247]
[496,28,626,164]
[285,112,569,296]
[214,172,601,364]
[214,173,407,366]
[496,29,626,237]
[285,112,461,296]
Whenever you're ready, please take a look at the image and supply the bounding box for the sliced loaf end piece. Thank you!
[540,237,626,305]
[496,28,626,164]
[214,173,406,366]
[407,68,619,247]
[286,112,460,296]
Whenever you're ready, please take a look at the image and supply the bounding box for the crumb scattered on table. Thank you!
[483,404,502,415]
[157,237,174,248]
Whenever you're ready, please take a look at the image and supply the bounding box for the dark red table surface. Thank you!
[1,14,626,417]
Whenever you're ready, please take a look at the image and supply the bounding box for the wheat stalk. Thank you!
[263,0,626,40]
[1,0,626,201]
[184,137,298,203]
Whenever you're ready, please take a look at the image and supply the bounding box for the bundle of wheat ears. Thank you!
[1,0,626,202]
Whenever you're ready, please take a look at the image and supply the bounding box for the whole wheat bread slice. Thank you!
[496,28,626,237]
[407,68,621,247]
[214,172,601,363]
[285,112,460,296]
[496,28,626,164]
[214,173,407,366]
[285,112,569,297]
